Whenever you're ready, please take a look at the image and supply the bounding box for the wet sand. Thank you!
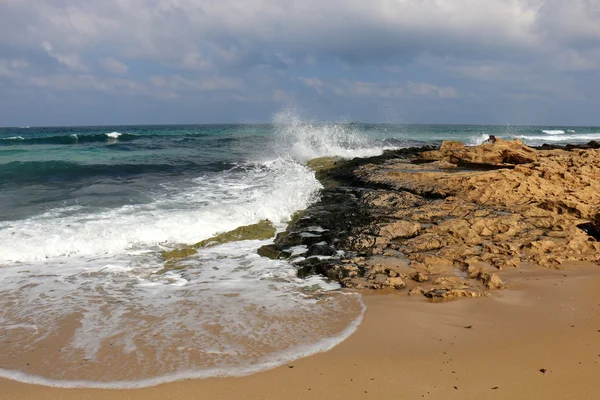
[2,268,600,399]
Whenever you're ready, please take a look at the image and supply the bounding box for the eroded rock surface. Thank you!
[259,140,600,300]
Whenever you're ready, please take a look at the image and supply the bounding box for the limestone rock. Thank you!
[424,288,488,300]
[410,271,429,283]
[378,221,422,242]
[477,272,505,290]
[408,286,425,296]
[385,277,407,290]
[419,138,537,166]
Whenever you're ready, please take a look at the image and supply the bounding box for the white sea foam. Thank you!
[0,237,365,386]
[469,133,491,145]
[2,136,24,140]
[0,293,365,388]
[0,159,320,263]
[516,133,600,142]
[541,130,565,135]
[106,131,122,139]
[272,108,385,162]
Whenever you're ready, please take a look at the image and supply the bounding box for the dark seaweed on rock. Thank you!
[259,147,435,282]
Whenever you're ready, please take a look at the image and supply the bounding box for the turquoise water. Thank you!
[0,119,598,387]
[1,122,597,221]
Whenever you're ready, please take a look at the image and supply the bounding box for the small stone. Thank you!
[477,271,505,289]
[411,271,429,283]
[408,286,425,296]
[385,277,407,290]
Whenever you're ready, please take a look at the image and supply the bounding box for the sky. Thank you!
[0,0,599,126]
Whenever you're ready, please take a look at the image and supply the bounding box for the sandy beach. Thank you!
[2,266,600,400]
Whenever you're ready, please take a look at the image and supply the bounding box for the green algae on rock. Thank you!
[161,247,198,261]
[306,156,343,188]
[306,156,341,173]
[194,219,277,248]
[161,219,277,262]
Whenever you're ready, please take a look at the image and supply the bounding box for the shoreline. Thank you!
[2,268,600,399]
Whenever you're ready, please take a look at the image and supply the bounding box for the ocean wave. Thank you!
[541,130,565,135]
[0,158,321,262]
[0,132,138,146]
[272,109,386,162]
[516,133,600,142]
[106,131,122,139]
[0,160,236,184]
[469,133,493,145]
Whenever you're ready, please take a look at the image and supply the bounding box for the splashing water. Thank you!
[272,108,384,162]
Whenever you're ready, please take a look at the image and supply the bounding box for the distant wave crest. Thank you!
[516,133,600,142]
[0,132,137,146]
[541,130,565,135]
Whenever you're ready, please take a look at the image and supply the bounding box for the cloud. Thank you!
[0,59,30,77]
[42,41,89,72]
[298,77,457,99]
[0,1,578,67]
[149,75,246,95]
[101,58,128,75]
[297,77,326,94]
[408,82,459,99]
[0,1,599,124]
[26,74,147,95]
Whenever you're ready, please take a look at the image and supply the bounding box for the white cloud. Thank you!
[10,59,29,69]
[3,1,593,67]
[0,1,596,82]
[297,77,326,94]
[42,41,89,72]
[0,59,30,77]
[101,58,129,75]
[299,78,457,100]
[149,74,245,93]
[181,51,212,70]
[408,82,458,98]
[26,74,147,95]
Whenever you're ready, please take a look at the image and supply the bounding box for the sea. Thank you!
[1,111,599,388]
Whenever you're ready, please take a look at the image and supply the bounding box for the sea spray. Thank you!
[272,108,384,162]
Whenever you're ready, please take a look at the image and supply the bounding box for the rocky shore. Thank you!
[260,139,600,299]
